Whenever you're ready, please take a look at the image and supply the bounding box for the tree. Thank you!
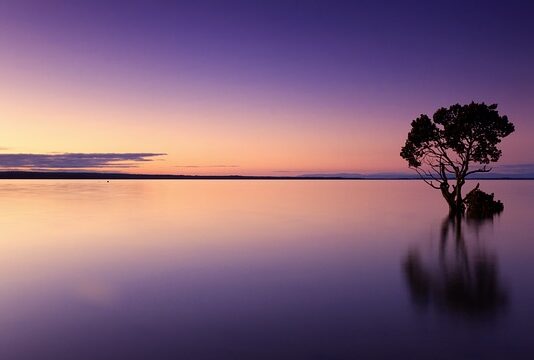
[400,102,514,215]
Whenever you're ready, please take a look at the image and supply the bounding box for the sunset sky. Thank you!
[0,0,532,175]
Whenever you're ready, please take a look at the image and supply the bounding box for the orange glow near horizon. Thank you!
[0,68,409,175]
[0,9,529,176]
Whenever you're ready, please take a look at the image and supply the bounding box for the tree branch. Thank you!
[413,167,442,189]
[465,165,492,176]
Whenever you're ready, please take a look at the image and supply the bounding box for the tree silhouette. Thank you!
[400,102,514,214]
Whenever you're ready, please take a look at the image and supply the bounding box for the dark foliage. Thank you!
[465,187,504,219]
[400,102,514,214]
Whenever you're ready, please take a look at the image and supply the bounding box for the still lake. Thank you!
[0,180,532,359]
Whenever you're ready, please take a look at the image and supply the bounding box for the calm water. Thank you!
[0,180,533,359]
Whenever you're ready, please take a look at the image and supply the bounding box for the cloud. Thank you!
[273,170,337,173]
[175,165,239,168]
[494,163,534,174]
[0,153,166,170]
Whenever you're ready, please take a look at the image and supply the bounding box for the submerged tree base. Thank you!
[464,188,504,219]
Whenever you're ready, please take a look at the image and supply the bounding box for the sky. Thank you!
[0,0,533,175]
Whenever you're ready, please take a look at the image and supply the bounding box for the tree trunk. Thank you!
[448,201,461,216]
[455,183,464,214]
[440,183,457,215]
[447,178,465,216]
[440,180,465,216]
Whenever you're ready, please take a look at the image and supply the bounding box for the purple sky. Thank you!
[0,0,532,174]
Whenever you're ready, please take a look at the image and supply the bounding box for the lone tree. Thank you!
[400,102,514,215]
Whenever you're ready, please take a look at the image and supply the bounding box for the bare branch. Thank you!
[412,167,442,189]
[465,165,492,176]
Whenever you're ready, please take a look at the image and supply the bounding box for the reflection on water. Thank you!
[0,180,533,359]
[403,216,507,319]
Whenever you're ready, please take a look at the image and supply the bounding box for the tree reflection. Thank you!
[403,215,507,319]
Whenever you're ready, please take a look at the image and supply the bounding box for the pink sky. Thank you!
[0,1,532,175]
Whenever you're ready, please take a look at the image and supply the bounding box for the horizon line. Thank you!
[0,170,533,181]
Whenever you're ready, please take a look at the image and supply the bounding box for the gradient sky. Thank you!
[0,0,533,175]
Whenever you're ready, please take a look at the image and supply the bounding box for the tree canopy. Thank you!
[400,102,514,214]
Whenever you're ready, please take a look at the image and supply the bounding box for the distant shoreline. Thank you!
[0,171,532,180]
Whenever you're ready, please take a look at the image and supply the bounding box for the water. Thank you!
[0,180,532,359]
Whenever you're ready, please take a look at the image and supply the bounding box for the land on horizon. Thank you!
[0,171,533,180]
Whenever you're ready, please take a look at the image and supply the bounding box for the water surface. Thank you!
[0,180,532,359]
